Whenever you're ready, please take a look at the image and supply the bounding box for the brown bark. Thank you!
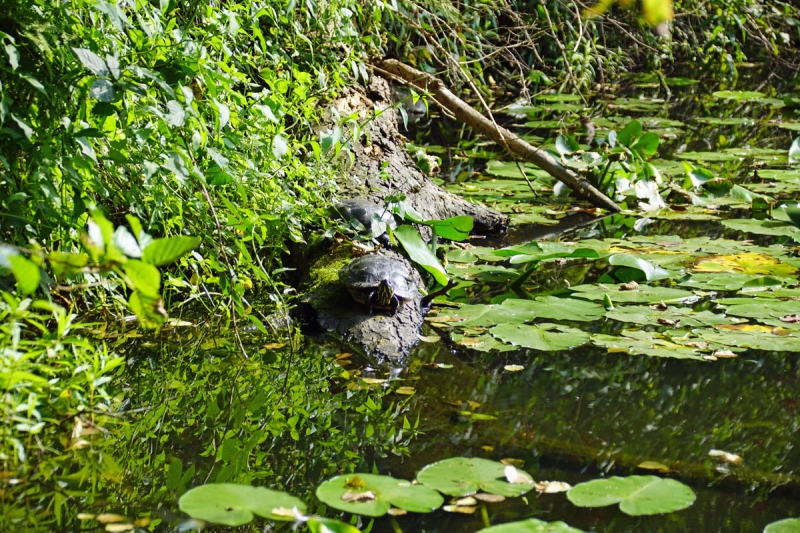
[377,59,622,213]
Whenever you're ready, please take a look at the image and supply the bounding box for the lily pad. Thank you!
[570,284,694,304]
[417,457,534,497]
[722,219,800,237]
[693,328,800,352]
[674,151,741,162]
[695,117,756,126]
[178,483,306,526]
[605,306,734,328]
[501,296,606,322]
[712,90,765,100]
[316,474,443,517]
[477,518,585,533]
[765,518,800,533]
[567,476,695,516]
[490,323,590,351]
[591,331,705,360]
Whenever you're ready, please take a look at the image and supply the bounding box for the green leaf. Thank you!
[765,518,800,533]
[48,251,89,279]
[142,236,201,266]
[500,296,606,322]
[4,42,20,70]
[570,284,694,304]
[72,47,109,76]
[616,120,642,147]
[123,260,161,298]
[316,473,443,517]
[417,457,534,497]
[166,100,186,127]
[394,225,448,285]
[784,204,800,230]
[179,483,307,526]
[8,255,40,295]
[608,254,670,281]
[90,79,114,102]
[633,132,659,156]
[490,323,590,351]
[712,90,765,100]
[567,476,695,516]
[556,134,580,155]
[308,517,362,533]
[430,216,474,241]
[477,518,585,533]
[128,290,165,329]
[272,134,289,159]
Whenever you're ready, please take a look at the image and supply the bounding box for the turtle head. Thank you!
[373,279,398,314]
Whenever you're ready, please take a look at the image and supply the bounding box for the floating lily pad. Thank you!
[417,458,534,497]
[178,483,307,526]
[712,90,765,100]
[764,518,800,532]
[567,476,695,516]
[490,323,590,351]
[674,151,742,162]
[722,219,799,238]
[501,296,606,322]
[692,328,800,352]
[693,252,798,276]
[570,284,694,304]
[451,333,517,352]
[316,474,443,517]
[679,273,788,291]
[477,518,585,533]
[695,117,757,126]
[591,331,704,360]
[605,306,734,328]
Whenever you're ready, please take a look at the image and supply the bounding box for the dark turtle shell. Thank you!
[335,199,397,232]
[339,255,415,313]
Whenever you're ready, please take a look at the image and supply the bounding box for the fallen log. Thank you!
[377,59,621,213]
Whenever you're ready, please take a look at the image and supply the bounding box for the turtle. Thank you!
[334,199,397,246]
[339,255,416,315]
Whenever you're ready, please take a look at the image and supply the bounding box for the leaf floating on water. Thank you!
[418,333,441,342]
[270,507,300,519]
[712,350,737,358]
[709,449,743,464]
[535,481,572,493]
[504,365,525,372]
[637,461,671,473]
[341,490,376,503]
[395,386,416,395]
[453,496,478,506]
[387,507,407,516]
[505,465,534,485]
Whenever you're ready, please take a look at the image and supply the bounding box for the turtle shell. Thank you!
[335,199,397,232]
[339,255,415,311]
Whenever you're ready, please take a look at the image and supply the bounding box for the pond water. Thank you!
[7,67,800,532]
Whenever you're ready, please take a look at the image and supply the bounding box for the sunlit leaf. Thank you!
[142,236,202,266]
[179,484,306,526]
[477,518,584,533]
[316,474,443,516]
[418,457,534,497]
[567,476,695,515]
[394,225,448,285]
